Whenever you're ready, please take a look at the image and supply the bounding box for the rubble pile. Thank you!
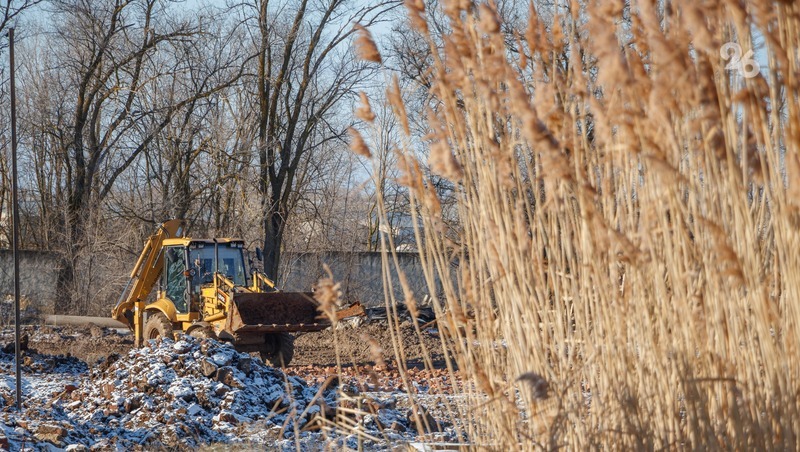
[64,337,337,448]
[0,335,453,450]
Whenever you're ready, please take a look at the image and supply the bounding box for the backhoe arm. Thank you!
[112,220,186,344]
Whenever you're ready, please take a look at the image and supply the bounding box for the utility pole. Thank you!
[9,27,22,411]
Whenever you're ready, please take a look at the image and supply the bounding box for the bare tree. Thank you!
[0,0,41,38]
[0,0,44,246]
[0,0,401,312]
[243,0,394,280]
[109,9,250,227]
[20,0,245,309]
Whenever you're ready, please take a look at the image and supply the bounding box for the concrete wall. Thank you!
[0,250,451,314]
[279,251,453,308]
[0,250,61,319]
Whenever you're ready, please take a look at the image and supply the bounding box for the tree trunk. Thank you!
[263,209,284,281]
[251,0,386,281]
[58,196,88,312]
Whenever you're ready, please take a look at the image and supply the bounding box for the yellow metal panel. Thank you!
[176,312,200,323]
[162,238,245,246]
[144,298,178,322]
[162,238,193,246]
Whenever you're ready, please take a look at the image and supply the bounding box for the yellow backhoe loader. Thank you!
[111,219,330,366]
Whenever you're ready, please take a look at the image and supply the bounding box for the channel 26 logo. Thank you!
[720,42,760,78]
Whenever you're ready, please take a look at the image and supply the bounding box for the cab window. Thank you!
[164,246,188,313]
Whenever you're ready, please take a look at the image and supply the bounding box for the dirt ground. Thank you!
[292,320,447,368]
[0,318,448,371]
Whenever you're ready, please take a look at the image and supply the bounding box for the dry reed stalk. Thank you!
[356,0,800,449]
[355,91,376,123]
[347,127,372,158]
[353,24,382,64]
[314,264,344,374]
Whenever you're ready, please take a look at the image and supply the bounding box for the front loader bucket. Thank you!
[226,292,331,334]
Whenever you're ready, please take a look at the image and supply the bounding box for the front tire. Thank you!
[144,312,174,341]
[187,325,216,339]
[260,333,294,367]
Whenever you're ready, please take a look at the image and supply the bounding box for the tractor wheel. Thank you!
[186,322,217,339]
[188,326,215,339]
[144,312,174,341]
[261,333,295,367]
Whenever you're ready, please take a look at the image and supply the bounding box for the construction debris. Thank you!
[0,334,459,450]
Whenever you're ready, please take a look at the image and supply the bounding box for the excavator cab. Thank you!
[162,241,252,313]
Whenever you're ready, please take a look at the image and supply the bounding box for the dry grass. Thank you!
[353,0,800,449]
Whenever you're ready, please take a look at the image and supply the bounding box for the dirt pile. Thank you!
[0,325,132,364]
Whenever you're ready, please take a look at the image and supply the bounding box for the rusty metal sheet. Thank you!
[335,301,366,320]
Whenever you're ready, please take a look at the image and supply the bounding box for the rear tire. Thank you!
[260,333,294,367]
[144,312,173,341]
